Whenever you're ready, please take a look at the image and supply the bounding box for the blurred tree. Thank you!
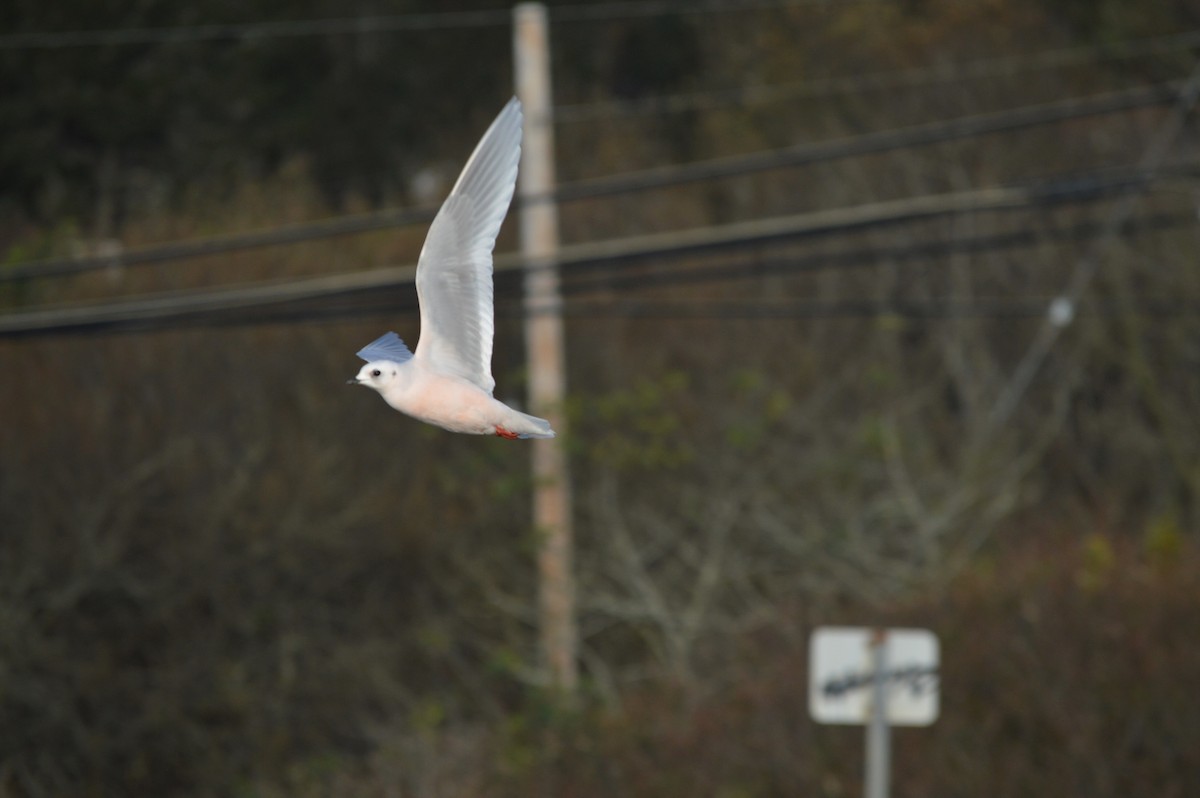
[4,0,1200,794]
[1047,0,1200,41]
[0,0,513,227]
[608,14,701,101]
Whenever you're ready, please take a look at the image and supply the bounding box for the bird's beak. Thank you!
[346,377,360,385]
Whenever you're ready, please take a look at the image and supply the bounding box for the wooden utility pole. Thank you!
[513,2,577,695]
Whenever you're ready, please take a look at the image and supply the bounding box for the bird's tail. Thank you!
[513,410,556,439]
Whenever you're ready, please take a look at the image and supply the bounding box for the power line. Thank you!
[551,0,875,21]
[554,29,1200,122]
[556,297,1200,320]
[95,293,1200,326]
[160,210,1193,324]
[2,163,1193,339]
[554,81,1186,202]
[0,10,511,50]
[986,59,1200,430]
[0,0,874,50]
[538,165,1190,274]
[10,288,1200,333]
[5,82,1184,283]
[554,165,1198,272]
[0,263,418,337]
[558,211,1194,297]
[2,205,439,282]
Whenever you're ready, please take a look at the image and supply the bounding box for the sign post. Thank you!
[810,627,940,798]
[865,629,890,798]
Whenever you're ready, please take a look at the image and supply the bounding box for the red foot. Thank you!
[494,425,520,440]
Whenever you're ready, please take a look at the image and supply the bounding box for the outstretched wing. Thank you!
[414,97,522,395]
[357,331,414,364]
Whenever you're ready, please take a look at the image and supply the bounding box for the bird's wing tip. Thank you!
[356,332,414,364]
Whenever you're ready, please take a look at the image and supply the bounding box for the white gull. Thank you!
[348,98,554,440]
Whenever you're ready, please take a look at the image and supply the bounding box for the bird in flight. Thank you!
[348,98,554,440]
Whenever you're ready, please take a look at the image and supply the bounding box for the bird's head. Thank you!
[347,361,402,393]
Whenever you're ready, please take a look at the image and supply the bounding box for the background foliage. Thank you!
[3,0,1200,795]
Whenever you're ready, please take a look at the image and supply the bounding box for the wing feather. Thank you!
[357,331,413,364]
[414,97,522,395]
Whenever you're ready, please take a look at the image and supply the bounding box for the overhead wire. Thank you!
[557,211,1195,297]
[984,59,1200,430]
[554,28,1200,122]
[2,205,440,282]
[4,7,1199,340]
[0,9,511,49]
[3,162,1196,339]
[552,81,1185,202]
[555,297,1200,321]
[0,0,876,50]
[550,0,877,22]
[4,80,1186,283]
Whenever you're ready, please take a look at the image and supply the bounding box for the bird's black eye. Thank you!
[371,369,382,377]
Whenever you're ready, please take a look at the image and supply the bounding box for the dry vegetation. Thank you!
[3,0,1200,795]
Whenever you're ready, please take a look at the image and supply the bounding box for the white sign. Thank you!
[809,626,939,726]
